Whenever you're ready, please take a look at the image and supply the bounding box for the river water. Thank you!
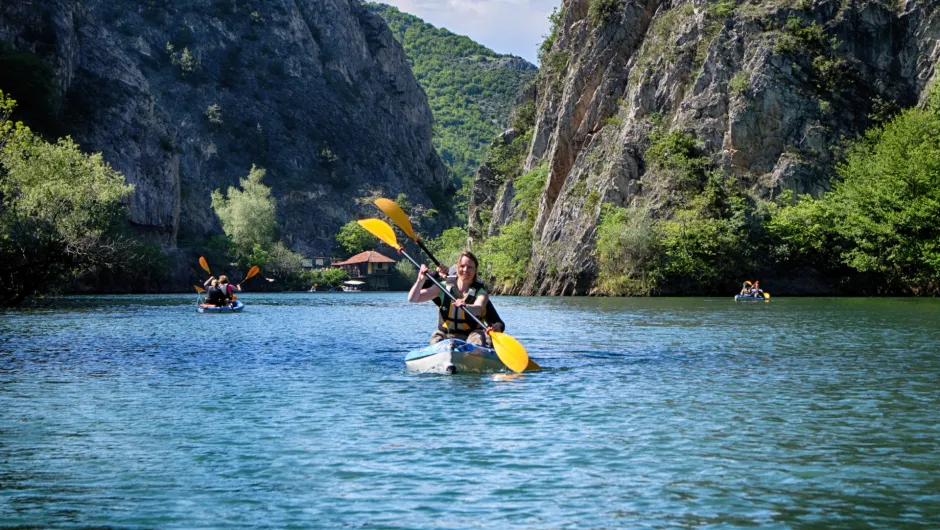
[1,293,938,528]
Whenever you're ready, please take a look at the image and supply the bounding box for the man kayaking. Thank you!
[409,251,494,346]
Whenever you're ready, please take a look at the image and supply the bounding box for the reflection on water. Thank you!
[1,294,939,528]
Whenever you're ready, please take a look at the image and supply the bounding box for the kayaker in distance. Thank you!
[217,275,240,305]
[409,251,492,347]
[750,281,764,297]
[740,281,752,295]
[203,278,227,307]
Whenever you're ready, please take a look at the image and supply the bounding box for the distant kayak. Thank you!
[197,300,245,313]
[734,294,767,302]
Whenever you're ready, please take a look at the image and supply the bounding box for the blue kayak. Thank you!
[734,294,767,301]
[197,300,245,313]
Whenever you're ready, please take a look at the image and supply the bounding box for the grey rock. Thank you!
[0,0,450,283]
[471,0,939,295]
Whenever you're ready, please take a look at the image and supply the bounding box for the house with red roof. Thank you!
[331,250,397,290]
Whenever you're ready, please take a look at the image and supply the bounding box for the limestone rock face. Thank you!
[0,0,449,258]
[477,0,940,295]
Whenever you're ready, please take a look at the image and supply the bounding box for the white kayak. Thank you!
[405,338,508,374]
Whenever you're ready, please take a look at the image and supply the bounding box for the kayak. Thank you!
[734,294,767,301]
[197,300,245,313]
[405,339,511,374]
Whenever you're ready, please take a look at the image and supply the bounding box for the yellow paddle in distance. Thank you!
[374,198,442,267]
[199,256,211,275]
[194,284,205,293]
[763,292,771,300]
[240,265,260,287]
[358,218,532,373]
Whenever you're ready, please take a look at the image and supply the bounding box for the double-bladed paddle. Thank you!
[374,198,442,268]
[240,265,260,288]
[358,218,531,373]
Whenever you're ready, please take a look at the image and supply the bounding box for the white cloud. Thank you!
[377,0,558,64]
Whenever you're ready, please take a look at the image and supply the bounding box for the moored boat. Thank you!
[406,339,509,374]
[197,300,245,313]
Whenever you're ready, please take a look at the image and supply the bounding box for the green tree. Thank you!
[210,165,278,259]
[595,204,662,295]
[769,92,940,293]
[426,226,468,267]
[0,91,135,305]
[335,220,374,257]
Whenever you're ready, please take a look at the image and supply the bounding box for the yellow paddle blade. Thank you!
[489,331,530,373]
[198,256,211,274]
[763,292,771,299]
[194,284,205,293]
[245,265,260,281]
[358,218,400,249]
[375,198,417,241]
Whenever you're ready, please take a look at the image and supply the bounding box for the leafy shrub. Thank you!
[645,129,711,191]
[728,71,749,97]
[588,0,623,27]
[595,204,662,295]
[768,94,940,293]
[335,220,374,257]
[426,226,469,267]
[478,221,533,288]
[0,91,136,305]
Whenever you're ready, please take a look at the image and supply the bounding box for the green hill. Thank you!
[366,3,537,190]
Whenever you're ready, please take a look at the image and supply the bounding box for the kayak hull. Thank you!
[734,295,766,301]
[405,339,506,374]
[197,300,245,313]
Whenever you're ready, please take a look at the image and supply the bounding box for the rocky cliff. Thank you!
[472,0,940,295]
[0,0,449,264]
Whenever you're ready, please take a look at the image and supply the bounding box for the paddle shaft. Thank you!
[415,239,442,268]
[401,248,488,332]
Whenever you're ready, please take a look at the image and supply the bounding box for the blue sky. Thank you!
[376,0,559,65]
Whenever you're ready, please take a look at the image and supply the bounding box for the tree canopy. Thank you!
[0,91,136,305]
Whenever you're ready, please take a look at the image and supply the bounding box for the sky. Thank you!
[376,0,559,65]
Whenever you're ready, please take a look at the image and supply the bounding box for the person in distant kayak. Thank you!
[203,279,227,307]
[740,281,752,296]
[409,251,490,346]
[749,281,763,297]
[217,275,241,305]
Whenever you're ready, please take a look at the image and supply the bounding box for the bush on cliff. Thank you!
[768,87,940,294]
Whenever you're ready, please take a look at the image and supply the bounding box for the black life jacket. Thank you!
[205,286,226,306]
[219,283,234,299]
[437,280,487,333]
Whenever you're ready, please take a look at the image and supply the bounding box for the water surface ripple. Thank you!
[1,294,938,528]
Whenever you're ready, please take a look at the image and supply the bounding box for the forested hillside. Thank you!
[366,3,537,198]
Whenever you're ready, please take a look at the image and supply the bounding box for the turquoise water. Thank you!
[1,294,939,528]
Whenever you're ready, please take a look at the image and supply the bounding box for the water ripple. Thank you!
[1,294,938,528]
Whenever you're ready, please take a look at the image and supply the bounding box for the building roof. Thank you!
[332,250,397,266]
